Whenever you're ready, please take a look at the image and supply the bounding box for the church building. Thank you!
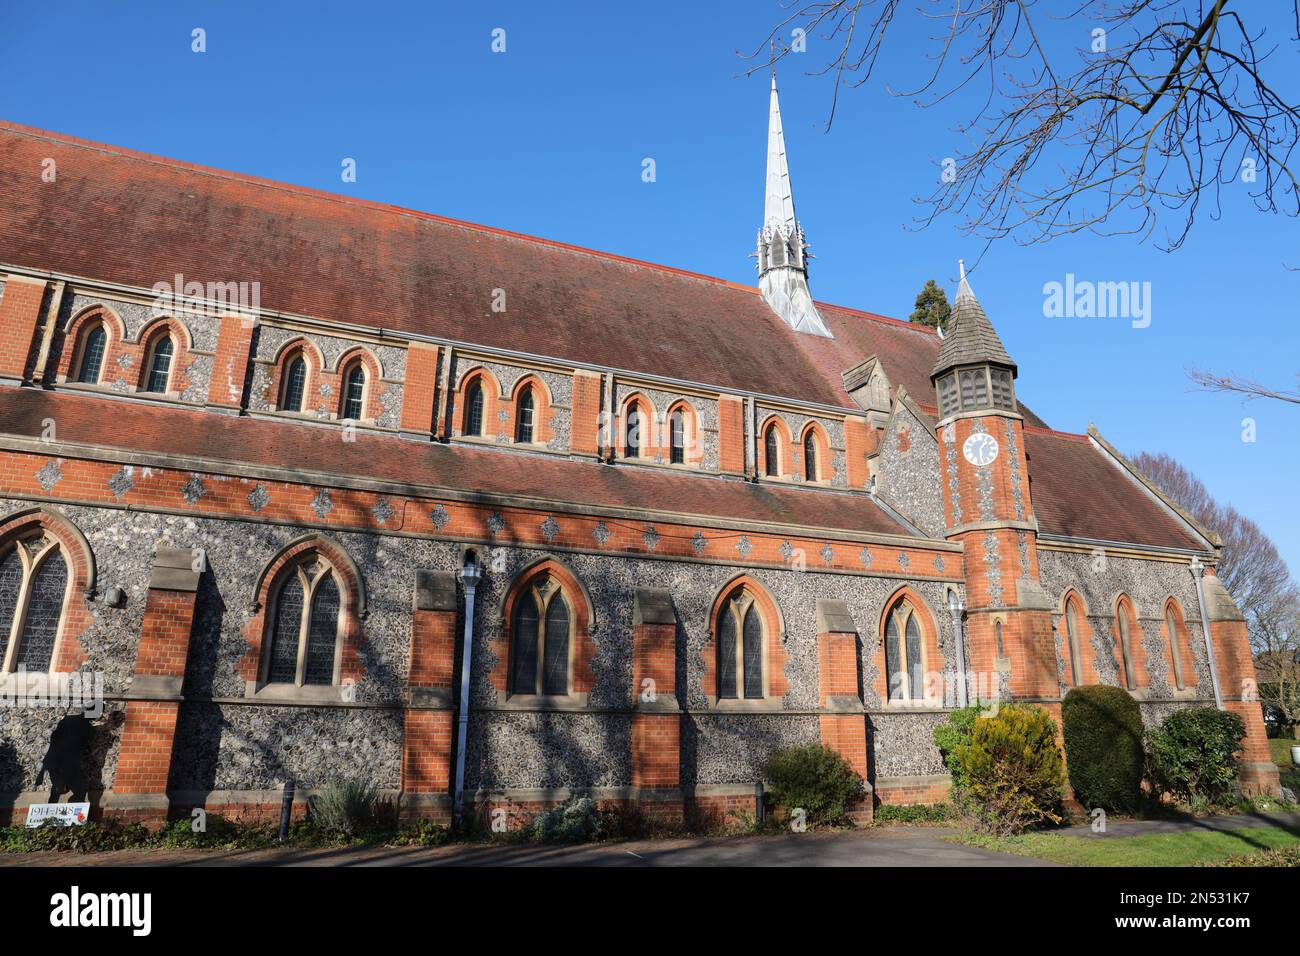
[0,79,1278,825]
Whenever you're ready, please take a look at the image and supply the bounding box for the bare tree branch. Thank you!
[743,1,1300,252]
[1187,367,1300,404]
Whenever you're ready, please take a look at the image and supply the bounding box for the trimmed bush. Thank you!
[1145,707,1246,807]
[309,778,379,839]
[1061,685,1144,814]
[933,705,982,788]
[763,743,864,827]
[528,797,602,843]
[954,704,1064,834]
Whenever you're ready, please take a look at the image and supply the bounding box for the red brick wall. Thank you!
[717,394,745,475]
[134,589,197,677]
[632,622,676,700]
[0,277,46,380]
[631,714,680,789]
[400,342,439,434]
[113,701,183,794]
[207,315,256,407]
[402,709,454,793]
[817,631,860,703]
[409,608,456,689]
[570,370,602,456]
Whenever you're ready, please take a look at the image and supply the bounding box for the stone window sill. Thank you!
[493,691,591,711]
[245,681,350,704]
[708,697,784,713]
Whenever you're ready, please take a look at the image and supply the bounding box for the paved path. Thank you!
[1058,810,1300,840]
[0,826,1055,868]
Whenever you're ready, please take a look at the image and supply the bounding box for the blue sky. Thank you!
[2,1,1296,574]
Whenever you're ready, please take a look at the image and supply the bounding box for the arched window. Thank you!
[716,586,765,699]
[264,556,343,686]
[340,362,366,420]
[281,355,307,413]
[803,430,818,481]
[669,410,685,464]
[1164,601,1186,691]
[143,335,174,394]
[515,386,535,444]
[625,404,642,458]
[465,380,485,436]
[76,324,108,384]
[1115,597,1137,690]
[764,423,780,476]
[884,596,927,703]
[511,574,572,696]
[0,533,70,673]
[995,620,1005,658]
[1062,592,1086,686]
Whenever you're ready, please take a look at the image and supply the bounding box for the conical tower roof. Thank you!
[932,264,1016,378]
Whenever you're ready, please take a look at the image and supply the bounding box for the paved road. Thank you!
[0,826,1055,868]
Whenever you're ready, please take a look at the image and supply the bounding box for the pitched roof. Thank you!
[932,275,1017,378]
[1023,428,1207,551]
[0,388,912,539]
[0,120,945,411]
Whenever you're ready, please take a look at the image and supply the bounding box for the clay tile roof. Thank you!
[932,278,1017,379]
[0,389,912,539]
[0,121,1043,425]
[1023,428,1207,551]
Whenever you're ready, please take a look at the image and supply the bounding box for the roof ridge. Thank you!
[1022,424,1089,442]
[0,119,920,336]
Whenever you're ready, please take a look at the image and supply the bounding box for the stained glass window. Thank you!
[341,364,365,420]
[282,356,307,412]
[764,425,779,476]
[1065,600,1082,685]
[512,593,540,694]
[77,325,107,384]
[542,593,569,695]
[803,432,818,482]
[625,405,641,457]
[1117,602,1137,690]
[266,574,303,684]
[885,614,902,701]
[670,411,684,464]
[717,603,738,699]
[304,576,340,685]
[905,613,924,700]
[144,336,173,393]
[0,547,24,666]
[516,387,535,444]
[16,553,67,671]
[1166,606,1185,690]
[466,381,485,435]
[742,603,763,698]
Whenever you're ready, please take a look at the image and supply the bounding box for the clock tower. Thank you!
[932,264,1058,707]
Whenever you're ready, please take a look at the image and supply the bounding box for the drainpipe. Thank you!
[452,551,483,826]
[947,589,968,708]
[1190,556,1224,711]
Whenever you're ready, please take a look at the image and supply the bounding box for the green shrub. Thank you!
[1145,708,1245,807]
[873,802,956,824]
[1061,685,1144,814]
[309,778,380,839]
[527,797,602,843]
[954,704,1064,835]
[933,705,982,788]
[763,743,864,827]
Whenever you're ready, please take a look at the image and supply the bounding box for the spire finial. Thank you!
[958,259,966,281]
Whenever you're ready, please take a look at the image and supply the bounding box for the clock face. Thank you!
[963,432,999,467]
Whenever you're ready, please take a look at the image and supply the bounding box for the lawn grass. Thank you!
[1269,738,1300,793]
[954,825,1300,867]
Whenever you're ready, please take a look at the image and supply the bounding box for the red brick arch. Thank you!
[874,585,943,705]
[1160,597,1198,689]
[665,399,703,465]
[331,345,385,421]
[798,421,831,483]
[57,304,127,383]
[237,534,366,686]
[490,556,596,698]
[135,316,196,395]
[454,366,502,438]
[701,573,788,703]
[759,415,792,477]
[0,506,95,672]
[267,337,325,413]
[507,373,554,445]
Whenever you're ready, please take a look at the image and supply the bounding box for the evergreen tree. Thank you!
[909,279,951,332]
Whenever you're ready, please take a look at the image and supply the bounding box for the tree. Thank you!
[909,279,951,332]
[746,2,1300,253]
[1187,368,1300,408]
[1131,451,1300,735]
